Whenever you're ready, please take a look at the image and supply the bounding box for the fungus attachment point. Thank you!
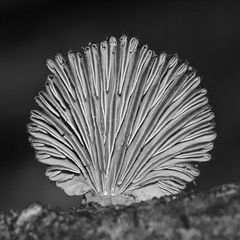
[28,36,216,205]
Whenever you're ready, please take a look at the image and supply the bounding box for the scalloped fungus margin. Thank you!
[28,36,216,206]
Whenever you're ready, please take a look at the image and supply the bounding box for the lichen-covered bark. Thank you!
[1,183,240,240]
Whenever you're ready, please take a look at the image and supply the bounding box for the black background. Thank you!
[0,0,240,212]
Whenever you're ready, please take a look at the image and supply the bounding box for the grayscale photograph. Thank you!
[0,1,239,239]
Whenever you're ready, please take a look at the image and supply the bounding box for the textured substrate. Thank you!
[1,183,240,240]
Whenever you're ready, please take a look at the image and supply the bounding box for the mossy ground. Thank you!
[1,183,240,240]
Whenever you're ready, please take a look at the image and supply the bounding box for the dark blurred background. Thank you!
[0,0,239,212]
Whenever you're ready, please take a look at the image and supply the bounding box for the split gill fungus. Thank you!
[28,36,216,206]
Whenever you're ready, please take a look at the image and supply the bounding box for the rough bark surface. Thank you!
[1,182,240,240]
